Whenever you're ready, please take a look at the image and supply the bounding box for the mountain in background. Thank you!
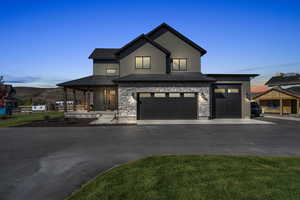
[14,87,82,106]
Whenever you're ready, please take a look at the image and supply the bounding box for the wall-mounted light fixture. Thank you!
[199,92,208,102]
[131,92,137,99]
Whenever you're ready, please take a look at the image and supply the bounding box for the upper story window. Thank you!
[172,58,187,71]
[135,56,151,69]
[106,68,117,74]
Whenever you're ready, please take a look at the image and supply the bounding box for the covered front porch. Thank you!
[57,75,118,113]
[253,88,300,115]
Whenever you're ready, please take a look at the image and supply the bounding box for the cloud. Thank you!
[3,75,40,84]
[1,74,68,88]
[235,62,300,73]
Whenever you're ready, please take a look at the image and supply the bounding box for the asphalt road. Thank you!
[0,118,300,200]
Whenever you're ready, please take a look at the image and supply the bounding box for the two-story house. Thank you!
[57,23,258,120]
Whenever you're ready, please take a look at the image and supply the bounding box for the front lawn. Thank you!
[0,112,64,127]
[66,155,300,200]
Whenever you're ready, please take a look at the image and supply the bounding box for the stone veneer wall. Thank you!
[118,86,210,120]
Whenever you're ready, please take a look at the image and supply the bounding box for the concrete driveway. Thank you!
[1,118,300,200]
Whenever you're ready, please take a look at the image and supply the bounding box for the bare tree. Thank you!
[0,76,4,85]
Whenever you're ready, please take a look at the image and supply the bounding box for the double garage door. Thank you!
[137,92,198,120]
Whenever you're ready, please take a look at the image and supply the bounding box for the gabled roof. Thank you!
[286,86,300,96]
[113,72,216,82]
[252,87,300,100]
[57,75,118,87]
[265,74,300,86]
[115,34,171,57]
[88,48,119,60]
[147,23,207,56]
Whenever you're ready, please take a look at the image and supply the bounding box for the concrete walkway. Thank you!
[137,119,274,125]
[264,115,300,121]
[89,112,116,124]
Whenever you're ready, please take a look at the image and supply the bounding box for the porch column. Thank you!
[63,87,68,112]
[297,99,300,114]
[87,90,91,112]
[83,90,87,110]
[73,89,77,111]
[280,99,283,115]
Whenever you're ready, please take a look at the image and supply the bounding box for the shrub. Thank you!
[43,115,50,121]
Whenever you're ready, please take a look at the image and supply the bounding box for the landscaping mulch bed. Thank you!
[17,118,97,127]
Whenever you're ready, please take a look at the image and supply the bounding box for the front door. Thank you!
[105,88,117,110]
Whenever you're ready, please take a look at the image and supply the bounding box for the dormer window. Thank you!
[172,58,187,71]
[135,56,151,69]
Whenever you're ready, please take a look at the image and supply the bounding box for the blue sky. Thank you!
[0,0,299,91]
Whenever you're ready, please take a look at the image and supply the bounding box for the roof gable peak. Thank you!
[146,23,207,55]
[115,34,170,58]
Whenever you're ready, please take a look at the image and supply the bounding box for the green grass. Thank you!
[66,155,300,200]
[0,112,64,127]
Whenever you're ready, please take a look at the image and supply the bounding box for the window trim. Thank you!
[172,58,188,72]
[135,56,151,69]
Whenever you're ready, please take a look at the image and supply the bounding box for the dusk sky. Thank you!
[1,0,299,92]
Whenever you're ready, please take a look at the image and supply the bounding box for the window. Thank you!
[228,88,239,93]
[169,93,181,98]
[172,58,187,71]
[139,93,151,98]
[154,93,166,98]
[106,68,117,74]
[267,100,280,109]
[184,93,195,98]
[135,56,151,69]
[214,89,226,93]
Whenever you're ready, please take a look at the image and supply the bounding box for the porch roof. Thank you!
[57,75,118,87]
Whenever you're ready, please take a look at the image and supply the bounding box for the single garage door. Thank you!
[137,92,198,120]
[213,84,242,118]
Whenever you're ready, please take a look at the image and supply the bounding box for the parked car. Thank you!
[251,102,262,117]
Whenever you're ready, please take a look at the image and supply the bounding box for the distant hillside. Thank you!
[14,87,83,105]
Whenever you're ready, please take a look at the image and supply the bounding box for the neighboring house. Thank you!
[253,87,300,115]
[265,73,300,86]
[253,73,300,115]
[57,23,258,120]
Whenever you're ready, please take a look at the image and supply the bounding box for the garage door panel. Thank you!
[138,93,197,120]
[213,84,241,118]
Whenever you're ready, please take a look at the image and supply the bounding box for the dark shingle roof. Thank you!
[206,74,259,77]
[88,48,119,60]
[286,86,300,96]
[147,23,207,55]
[265,74,300,86]
[113,73,216,82]
[57,75,118,87]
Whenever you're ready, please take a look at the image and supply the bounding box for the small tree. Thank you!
[0,76,5,108]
